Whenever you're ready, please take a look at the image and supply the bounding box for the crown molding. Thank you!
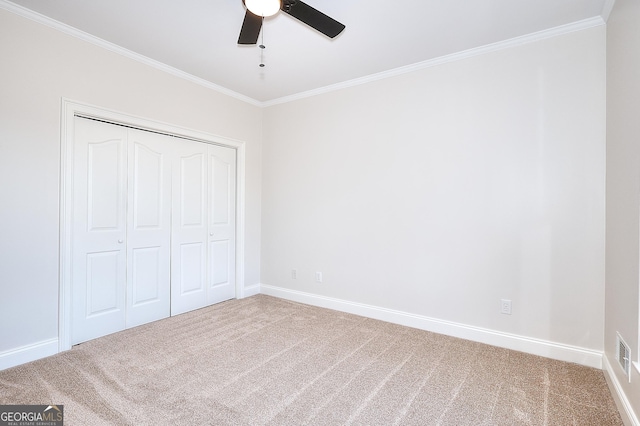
[0,0,262,107]
[2,0,606,109]
[601,0,616,22]
[263,16,606,107]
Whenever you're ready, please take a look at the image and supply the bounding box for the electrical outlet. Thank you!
[315,271,323,283]
[500,299,512,315]
[291,269,297,279]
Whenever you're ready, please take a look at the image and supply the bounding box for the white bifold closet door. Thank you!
[125,129,172,327]
[171,140,236,315]
[71,117,236,345]
[207,144,236,305]
[72,119,172,344]
[72,119,128,344]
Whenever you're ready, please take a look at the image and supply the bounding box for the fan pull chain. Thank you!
[259,17,266,67]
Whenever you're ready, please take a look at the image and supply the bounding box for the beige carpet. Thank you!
[0,295,623,425]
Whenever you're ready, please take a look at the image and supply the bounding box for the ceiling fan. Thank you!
[238,0,345,45]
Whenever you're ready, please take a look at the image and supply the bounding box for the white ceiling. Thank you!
[5,0,609,104]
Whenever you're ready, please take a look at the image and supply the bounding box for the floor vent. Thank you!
[616,333,631,382]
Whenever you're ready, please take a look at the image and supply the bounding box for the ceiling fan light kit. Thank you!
[244,0,280,17]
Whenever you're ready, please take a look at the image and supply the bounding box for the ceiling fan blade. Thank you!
[238,10,262,45]
[281,1,345,39]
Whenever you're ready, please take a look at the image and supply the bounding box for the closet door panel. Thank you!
[208,145,236,304]
[131,247,161,304]
[72,118,127,345]
[86,251,121,315]
[171,141,208,315]
[179,242,206,293]
[126,130,172,328]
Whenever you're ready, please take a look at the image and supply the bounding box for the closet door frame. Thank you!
[59,98,247,352]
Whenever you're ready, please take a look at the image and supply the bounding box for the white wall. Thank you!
[262,26,606,358]
[0,0,612,388]
[0,9,262,358]
[605,0,640,422]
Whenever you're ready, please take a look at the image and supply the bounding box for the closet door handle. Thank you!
[118,239,124,244]
[209,232,214,236]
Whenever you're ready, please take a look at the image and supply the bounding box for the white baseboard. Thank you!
[243,284,261,298]
[0,284,261,371]
[260,284,603,369]
[603,355,640,426]
[0,338,59,371]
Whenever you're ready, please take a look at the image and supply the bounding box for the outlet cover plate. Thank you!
[500,299,512,315]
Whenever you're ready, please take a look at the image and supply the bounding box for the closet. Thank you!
[71,117,236,345]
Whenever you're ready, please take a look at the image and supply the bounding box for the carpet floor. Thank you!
[0,295,623,425]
